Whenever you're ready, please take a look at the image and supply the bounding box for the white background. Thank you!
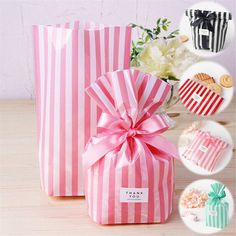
[0,0,235,99]
[178,120,233,175]
[179,61,234,113]
[179,1,235,57]
[179,179,234,234]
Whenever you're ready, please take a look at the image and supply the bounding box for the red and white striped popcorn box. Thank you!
[179,79,224,116]
[182,129,229,172]
[83,69,179,224]
[32,21,132,196]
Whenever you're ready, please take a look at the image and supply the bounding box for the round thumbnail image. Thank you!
[178,120,233,175]
[178,61,234,116]
[179,1,235,57]
[179,179,234,234]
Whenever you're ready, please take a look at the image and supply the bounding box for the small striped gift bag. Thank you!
[186,9,232,53]
[182,129,229,172]
[83,69,179,224]
[32,21,132,196]
[179,79,224,116]
[205,183,229,229]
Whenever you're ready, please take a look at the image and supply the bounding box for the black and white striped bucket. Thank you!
[186,9,232,53]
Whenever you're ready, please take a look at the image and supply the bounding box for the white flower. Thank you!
[137,38,200,79]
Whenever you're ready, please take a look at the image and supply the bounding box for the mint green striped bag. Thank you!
[205,183,229,229]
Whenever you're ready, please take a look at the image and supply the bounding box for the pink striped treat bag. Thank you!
[32,21,132,196]
[182,130,229,172]
[83,69,179,224]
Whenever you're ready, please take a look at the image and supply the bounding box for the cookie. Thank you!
[194,73,215,84]
[203,78,215,84]
[180,35,189,43]
[208,83,222,94]
[220,74,233,88]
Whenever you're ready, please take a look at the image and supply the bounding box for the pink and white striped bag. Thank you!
[32,21,132,196]
[83,69,179,224]
[182,129,229,172]
[179,79,224,116]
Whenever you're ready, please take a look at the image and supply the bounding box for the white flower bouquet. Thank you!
[130,18,200,109]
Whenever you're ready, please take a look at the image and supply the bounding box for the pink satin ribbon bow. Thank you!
[83,69,180,170]
[83,111,180,170]
[203,132,219,147]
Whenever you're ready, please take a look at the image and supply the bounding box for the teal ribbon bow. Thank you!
[208,183,226,206]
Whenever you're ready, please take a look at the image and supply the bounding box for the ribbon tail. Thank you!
[191,18,203,27]
[141,135,180,161]
[83,132,126,170]
[137,114,169,134]
[207,22,215,32]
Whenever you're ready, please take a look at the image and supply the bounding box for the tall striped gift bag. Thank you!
[178,79,224,116]
[186,9,232,53]
[83,69,179,224]
[32,21,132,196]
[205,183,229,229]
[182,129,229,172]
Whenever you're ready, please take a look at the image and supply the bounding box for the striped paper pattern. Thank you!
[32,21,132,196]
[205,201,229,229]
[182,130,229,172]
[179,79,224,116]
[186,9,232,53]
[84,69,174,224]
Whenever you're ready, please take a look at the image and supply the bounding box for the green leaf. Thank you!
[146,31,154,39]
[131,41,136,47]
[162,25,168,31]
[156,18,161,25]
[167,75,180,81]
[137,41,144,45]
[145,29,152,34]
[136,47,143,52]
[145,34,150,42]
[130,23,137,28]
[161,78,168,82]
[129,17,179,50]
[156,26,161,34]
[171,29,179,35]
[162,18,168,23]
[166,29,179,39]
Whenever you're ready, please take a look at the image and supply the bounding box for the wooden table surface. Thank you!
[0,98,235,236]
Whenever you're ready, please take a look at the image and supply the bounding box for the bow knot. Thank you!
[204,132,217,146]
[208,183,226,206]
[191,10,216,32]
[83,112,179,169]
[127,128,137,137]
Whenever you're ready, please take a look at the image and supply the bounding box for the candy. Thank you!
[180,188,208,208]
